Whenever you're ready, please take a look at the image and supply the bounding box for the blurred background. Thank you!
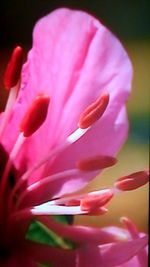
[0,0,149,232]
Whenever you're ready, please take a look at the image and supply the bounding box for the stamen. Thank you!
[20,94,50,137]
[32,204,85,216]
[54,188,113,215]
[14,169,80,209]
[80,189,114,212]
[4,46,23,90]
[67,127,89,143]
[79,92,109,129]
[30,202,108,216]
[12,205,87,218]
[77,155,117,171]
[11,189,113,220]
[10,126,91,203]
[114,170,149,191]
[9,142,68,208]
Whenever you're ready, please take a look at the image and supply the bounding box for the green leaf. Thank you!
[26,218,76,250]
[26,220,58,247]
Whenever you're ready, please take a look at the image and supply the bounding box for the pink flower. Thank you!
[0,8,148,267]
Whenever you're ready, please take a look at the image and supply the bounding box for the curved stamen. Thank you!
[30,189,112,216]
[54,188,112,205]
[14,169,80,210]
[9,205,86,223]
[13,155,116,210]
[32,204,86,216]
[9,127,91,207]
[10,204,105,230]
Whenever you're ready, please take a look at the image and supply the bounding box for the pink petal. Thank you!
[2,8,132,193]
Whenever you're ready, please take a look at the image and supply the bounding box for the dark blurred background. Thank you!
[0,0,150,46]
[0,0,149,231]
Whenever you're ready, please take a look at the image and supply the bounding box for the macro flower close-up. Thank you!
[0,7,149,267]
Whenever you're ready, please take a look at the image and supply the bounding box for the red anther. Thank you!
[20,94,50,137]
[80,190,114,212]
[115,170,149,191]
[77,155,117,171]
[4,46,23,90]
[79,92,109,129]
